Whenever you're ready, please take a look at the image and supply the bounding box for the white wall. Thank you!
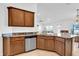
[37,3,79,33]
[0,3,37,55]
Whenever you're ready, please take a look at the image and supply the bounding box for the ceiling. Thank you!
[37,3,79,25]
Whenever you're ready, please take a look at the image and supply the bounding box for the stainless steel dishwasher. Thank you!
[25,35,36,51]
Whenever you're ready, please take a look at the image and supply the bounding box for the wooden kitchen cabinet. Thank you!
[10,38,15,55]
[55,39,64,56]
[8,8,24,26]
[3,37,25,56]
[45,37,54,51]
[8,7,34,27]
[36,36,45,49]
[3,34,73,56]
[13,37,25,55]
[24,11,34,27]
[36,36,55,51]
[55,37,72,56]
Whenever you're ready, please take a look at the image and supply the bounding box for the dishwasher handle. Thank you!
[25,35,36,38]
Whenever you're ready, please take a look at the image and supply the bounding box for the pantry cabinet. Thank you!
[8,7,34,27]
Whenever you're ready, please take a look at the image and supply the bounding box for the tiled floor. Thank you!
[16,42,79,56]
[72,42,79,56]
[16,49,59,56]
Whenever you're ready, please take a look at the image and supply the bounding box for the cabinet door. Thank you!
[45,39,54,51]
[8,8,24,26]
[55,40,64,56]
[14,37,25,55]
[37,38,45,49]
[10,38,15,56]
[24,12,34,27]
[15,40,25,54]
[3,37,11,56]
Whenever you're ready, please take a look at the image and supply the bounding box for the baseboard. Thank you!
[25,49,37,53]
[0,51,3,56]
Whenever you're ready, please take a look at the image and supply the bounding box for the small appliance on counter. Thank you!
[60,30,70,37]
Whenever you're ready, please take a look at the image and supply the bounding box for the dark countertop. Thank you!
[37,34,77,39]
[2,32,77,39]
[2,32,37,38]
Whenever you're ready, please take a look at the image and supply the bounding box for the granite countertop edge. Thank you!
[2,34,77,39]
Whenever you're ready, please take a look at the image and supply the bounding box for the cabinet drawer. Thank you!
[14,37,24,41]
[45,36,54,39]
[10,38,15,41]
[37,35,45,38]
[37,35,54,39]
[56,37,64,42]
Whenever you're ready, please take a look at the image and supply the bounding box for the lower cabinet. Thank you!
[3,35,72,56]
[55,39,64,56]
[14,38,25,55]
[10,38,15,55]
[3,37,25,56]
[36,36,55,51]
[55,37,72,56]
[36,36,45,49]
[45,38,54,51]
[37,35,72,56]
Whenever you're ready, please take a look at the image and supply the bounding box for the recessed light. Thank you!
[65,3,71,5]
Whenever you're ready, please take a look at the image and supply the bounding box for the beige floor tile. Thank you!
[72,42,79,56]
[16,41,79,56]
[16,50,59,56]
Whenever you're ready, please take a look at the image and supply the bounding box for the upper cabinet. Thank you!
[8,8,25,26]
[8,7,34,27]
[24,11,34,27]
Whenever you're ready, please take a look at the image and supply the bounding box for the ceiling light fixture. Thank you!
[76,9,79,23]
